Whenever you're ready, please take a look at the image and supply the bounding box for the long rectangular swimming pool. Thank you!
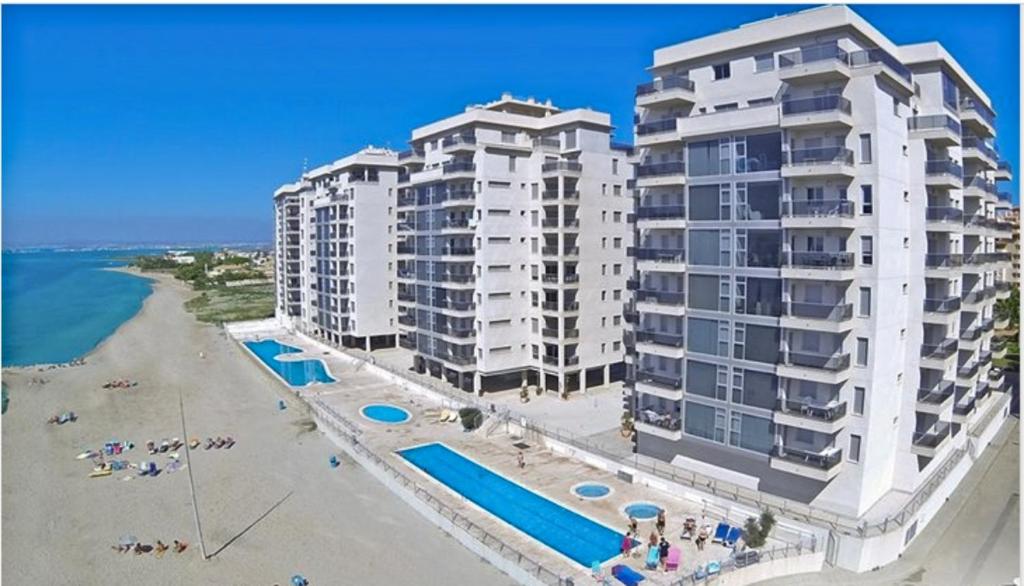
[398,442,628,567]
[244,339,336,386]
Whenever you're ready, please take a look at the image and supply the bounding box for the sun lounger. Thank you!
[438,409,451,423]
[446,411,459,422]
[724,527,742,547]
[611,564,645,586]
[645,546,659,569]
[666,546,681,571]
[706,560,721,575]
[712,522,730,543]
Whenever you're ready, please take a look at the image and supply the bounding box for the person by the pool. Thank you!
[620,531,633,557]
[658,536,670,570]
[628,516,638,535]
[655,509,666,535]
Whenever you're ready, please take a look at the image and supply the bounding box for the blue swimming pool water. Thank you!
[573,483,611,499]
[399,443,629,566]
[244,339,335,386]
[624,503,662,520]
[361,404,410,424]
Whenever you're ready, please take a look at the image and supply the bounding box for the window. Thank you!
[854,387,865,415]
[859,287,871,317]
[613,237,622,249]
[856,337,869,367]
[892,96,900,117]
[754,53,774,72]
[501,131,515,143]
[612,159,619,175]
[614,185,622,196]
[861,236,873,266]
[613,341,621,352]
[613,290,622,301]
[508,156,516,172]
[614,211,622,223]
[613,264,622,275]
[613,316,622,326]
[859,134,872,163]
[861,185,873,215]
[849,435,862,463]
[713,62,731,80]
[903,237,909,249]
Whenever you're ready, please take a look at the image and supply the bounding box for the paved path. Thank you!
[755,419,1020,586]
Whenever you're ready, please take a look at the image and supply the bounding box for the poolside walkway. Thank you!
[239,328,786,585]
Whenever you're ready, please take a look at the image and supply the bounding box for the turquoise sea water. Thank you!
[2,249,156,367]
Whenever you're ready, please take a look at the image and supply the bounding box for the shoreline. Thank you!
[2,265,157,371]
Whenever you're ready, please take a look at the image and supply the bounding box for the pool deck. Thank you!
[238,328,788,584]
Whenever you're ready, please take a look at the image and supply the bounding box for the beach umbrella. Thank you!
[119,534,138,546]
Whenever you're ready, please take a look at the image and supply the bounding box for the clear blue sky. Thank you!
[3,4,1018,246]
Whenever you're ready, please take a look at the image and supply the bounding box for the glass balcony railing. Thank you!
[636,205,687,220]
[912,422,951,449]
[784,301,853,321]
[925,253,963,269]
[636,75,695,96]
[635,289,686,306]
[636,161,686,177]
[636,330,686,348]
[961,137,998,161]
[636,118,678,136]
[777,43,849,69]
[957,361,980,379]
[960,97,996,127]
[442,161,476,174]
[923,296,960,313]
[784,351,851,372]
[963,175,997,194]
[921,339,958,359]
[634,369,683,390]
[783,251,855,270]
[917,380,954,404]
[783,147,854,166]
[783,199,854,218]
[541,190,580,200]
[849,48,913,83]
[953,397,977,418]
[541,161,583,173]
[771,445,842,469]
[925,160,964,178]
[628,247,686,263]
[776,398,848,422]
[442,135,477,149]
[781,95,852,116]
[925,207,963,223]
[907,114,961,135]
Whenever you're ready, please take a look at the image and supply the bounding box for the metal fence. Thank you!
[326,342,980,540]
[673,539,818,586]
[306,398,566,586]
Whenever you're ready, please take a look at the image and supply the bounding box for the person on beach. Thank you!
[154,540,169,558]
[696,526,708,551]
[173,540,189,553]
[656,510,666,535]
[659,537,670,570]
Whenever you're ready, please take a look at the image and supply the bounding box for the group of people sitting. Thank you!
[145,436,235,454]
[112,539,188,557]
[47,411,77,425]
[680,516,712,551]
[102,379,138,389]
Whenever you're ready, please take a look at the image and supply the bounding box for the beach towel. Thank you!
[666,546,681,571]
[645,546,659,569]
[611,564,645,586]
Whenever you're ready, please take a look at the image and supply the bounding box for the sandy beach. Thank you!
[2,271,510,585]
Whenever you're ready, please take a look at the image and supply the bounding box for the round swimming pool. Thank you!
[360,404,411,424]
[571,482,612,500]
[623,502,663,520]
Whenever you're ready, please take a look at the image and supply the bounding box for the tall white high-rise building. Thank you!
[626,5,1013,569]
[273,147,401,350]
[395,94,634,395]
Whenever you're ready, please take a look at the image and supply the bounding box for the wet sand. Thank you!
[1,271,510,585]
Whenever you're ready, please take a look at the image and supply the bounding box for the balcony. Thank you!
[635,75,696,108]
[996,161,1013,182]
[635,289,687,314]
[635,161,686,187]
[779,351,850,384]
[923,296,961,325]
[959,97,996,138]
[397,315,416,327]
[916,381,955,415]
[925,253,963,273]
[921,339,958,369]
[907,114,962,146]
[541,300,579,313]
[774,399,849,435]
[440,246,475,258]
[976,381,993,402]
[635,330,685,348]
[541,161,583,176]
[441,135,477,153]
[396,243,415,256]
[849,48,914,95]
[911,422,952,457]
[777,44,851,82]
[781,146,855,179]
[635,118,678,146]
[925,160,964,189]
[781,301,854,332]
[780,95,853,130]
[636,205,687,226]
[925,206,964,231]
[440,218,474,232]
[957,360,980,381]
[676,102,780,140]
[634,418,683,441]
[951,397,977,424]
[770,445,843,482]
[629,247,686,271]
[541,189,581,203]
[782,251,855,280]
[781,199,856,229]
[442,161,476,177]
[435,299,475,313]
[961,137,998,170]
[398,149,425,165]
[633,369,683,392]
[963,175,996,199]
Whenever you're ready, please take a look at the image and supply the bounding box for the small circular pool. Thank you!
[571,482,612,500]
[360,404,411,424]
[623,502,663,520]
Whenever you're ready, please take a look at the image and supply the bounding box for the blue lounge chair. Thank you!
[712,522,730,543]
[611,564,645,586]
[707,560,721,575]
[645,546,660,569]
[724,526,742,547]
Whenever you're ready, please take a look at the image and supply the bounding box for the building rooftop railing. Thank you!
[777,43,848,69]
[849,47,913,83]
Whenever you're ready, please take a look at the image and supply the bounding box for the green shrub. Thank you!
[742,510,776,548]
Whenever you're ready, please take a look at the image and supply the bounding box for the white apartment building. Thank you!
[273,147,401,350]
[626,5,1014,570]
[395,94,633,395]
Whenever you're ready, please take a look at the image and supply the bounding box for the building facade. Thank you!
[626,5,1014,568]
[273,147,401,350]
[395,94,633,395]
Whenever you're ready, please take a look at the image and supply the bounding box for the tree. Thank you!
[995,287,1020,330]
[742,510,776,548]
